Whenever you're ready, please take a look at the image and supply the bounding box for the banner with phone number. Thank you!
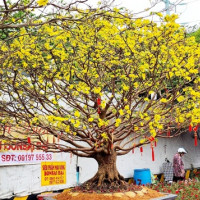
[0,152,53,165]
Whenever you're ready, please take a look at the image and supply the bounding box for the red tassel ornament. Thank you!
[98,107,101,114]
[27,137,31,144]
[132,143,136,154]
[140,147,143,156]
[97,98,101,114]
[189,124,193,132]
[151,145,155,161]
[193,125,198,132]
[167,130,170,137]
[154,141,157,147]
[97,98,101,105]
[194,132,198,146]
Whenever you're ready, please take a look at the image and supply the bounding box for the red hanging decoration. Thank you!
[148,136,154,142]
[167,130,170,137]
[193,125,198,132]
[154,141,157,147]
[189,124,193,132]
[132,143,136,154]
[140,147,143,156]
[97,98,101,114]
[27,137,31,144]
[151,144,155,161]
[98,107,101,114]
[194,132,198,146]
[97,98,101,105]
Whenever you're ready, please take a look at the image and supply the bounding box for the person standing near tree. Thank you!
[173,147,187,182]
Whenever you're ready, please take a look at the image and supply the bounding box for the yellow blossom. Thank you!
[93,87,101,94]
[88,118,94,122]
[37,0,48,6]
[177,96,185,102]
[74,110,80,118]
[119,109,124,115]
[101,132,109,140]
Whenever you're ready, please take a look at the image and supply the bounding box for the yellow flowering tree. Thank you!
[0,0,113,30]
[0,10,200,188]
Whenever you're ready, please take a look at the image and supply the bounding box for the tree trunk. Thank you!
[83,150,125,189]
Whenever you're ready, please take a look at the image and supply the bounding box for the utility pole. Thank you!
[162,0,187,16]
[162,0,170,15]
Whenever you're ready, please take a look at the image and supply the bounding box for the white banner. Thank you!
[0,152,53,165]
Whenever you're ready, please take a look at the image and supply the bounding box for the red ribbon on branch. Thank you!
[148,136,155,142]
[97,98,101,114]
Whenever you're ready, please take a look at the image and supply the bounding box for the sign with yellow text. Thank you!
[41,161,66,186]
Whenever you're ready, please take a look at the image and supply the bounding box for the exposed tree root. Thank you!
[73,172,136,193]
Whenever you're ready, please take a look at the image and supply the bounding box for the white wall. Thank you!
[1,132,200,199]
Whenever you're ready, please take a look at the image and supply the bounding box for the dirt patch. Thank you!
[55,187,165,200]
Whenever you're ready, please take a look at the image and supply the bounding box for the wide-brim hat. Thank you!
[178,147,187,154]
